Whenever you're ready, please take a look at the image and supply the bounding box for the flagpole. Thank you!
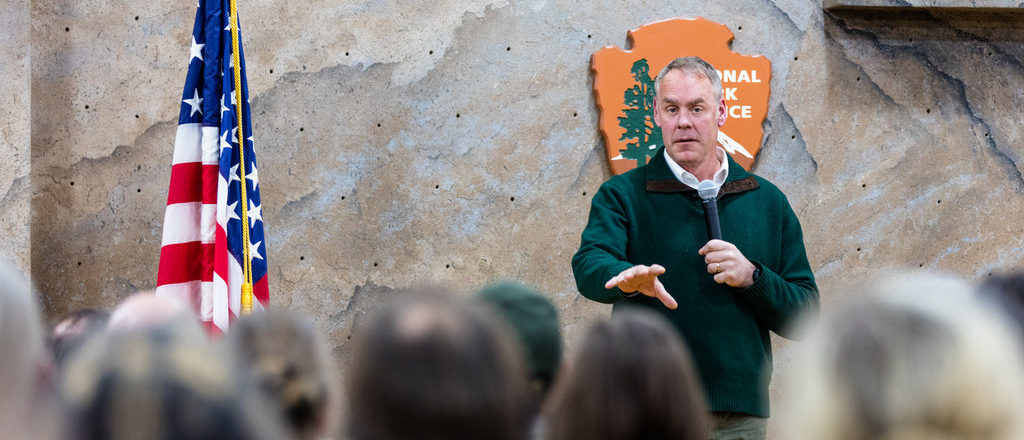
[228,0,254,315]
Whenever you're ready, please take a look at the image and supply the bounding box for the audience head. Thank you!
[229,309,337,440]
[346,290,532,440]
[785,272,1024,440]
[476,280,562,394]
[106,292,201,337]
[61,322,288,440]
[979,271,1024,338]
[51,308,110,369]
[543,308,707,440]
[0,259,53,438]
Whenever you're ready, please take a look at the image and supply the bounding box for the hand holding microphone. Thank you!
[696,180,756,287]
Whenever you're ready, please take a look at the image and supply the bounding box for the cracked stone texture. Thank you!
[27,1,1024,436]
[1,0,31,276]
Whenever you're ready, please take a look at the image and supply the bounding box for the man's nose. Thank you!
[676,113,693,128]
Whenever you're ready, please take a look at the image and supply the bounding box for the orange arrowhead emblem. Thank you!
[592,17,771,174]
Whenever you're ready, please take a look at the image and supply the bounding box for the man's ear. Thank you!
[717,98,728,127]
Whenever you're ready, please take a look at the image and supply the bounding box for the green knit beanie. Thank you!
[476,281,563,390]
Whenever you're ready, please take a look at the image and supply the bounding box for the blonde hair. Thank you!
[0,260,49,438]
[784,272,1024,440]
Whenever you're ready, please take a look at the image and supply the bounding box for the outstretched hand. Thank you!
[604,264,678,309]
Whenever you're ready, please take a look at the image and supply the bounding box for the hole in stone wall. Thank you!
[738,26,743,30]
[573,112,578,117]
[445,264,450,269]
[70,181,75,186]
[856,247,861,252]
[989,272,993,277]
[587,34,592,38]
[341,196,346,200]
[456,113,460,118]
[373,262,378,267]
[300,256,304,260]
[919,263,924,267]
[269,69,273,74]
[435,184,439,189]
[793,56,798,61]
[791,135,795,139]
[506,46,511,51]
[937,200,941,204]
[345,52,349,56]
[85,105,90,109]
[510,196,515,201]
[135,114,139,118]
[137,188,141,193]
[985,133,990,137]
[377,123,381,128]
[135,16,139,20]
[926,108,930,113]
[429,50,434,55]
[65,27,70,32]
[583,191,587,196]
[856,76,861,81]
[299,127,304,131]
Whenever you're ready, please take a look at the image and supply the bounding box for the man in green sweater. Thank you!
[572,57,818,440]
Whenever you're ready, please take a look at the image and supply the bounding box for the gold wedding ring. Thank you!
[714,263,721,273]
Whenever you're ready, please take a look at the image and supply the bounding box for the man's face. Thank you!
[653,69,727,172]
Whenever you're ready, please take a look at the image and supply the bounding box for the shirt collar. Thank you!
[663,146,730,191]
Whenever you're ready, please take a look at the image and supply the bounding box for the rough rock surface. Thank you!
[18,2,1024,437]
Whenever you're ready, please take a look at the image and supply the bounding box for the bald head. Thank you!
[107,292,198,334]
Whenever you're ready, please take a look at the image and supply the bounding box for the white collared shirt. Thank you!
[663,146,730,192]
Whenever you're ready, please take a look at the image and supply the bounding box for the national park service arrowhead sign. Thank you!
[592,18,771,175]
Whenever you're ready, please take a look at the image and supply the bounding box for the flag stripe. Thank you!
[166,163,219,205]
[157,242,215,285]
[161,202,219,245]
[172,123,203,165]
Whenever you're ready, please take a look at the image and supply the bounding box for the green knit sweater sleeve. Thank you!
[571,180,636,304]
[739,190,819,339]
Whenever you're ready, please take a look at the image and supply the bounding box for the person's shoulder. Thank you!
[598,164,646,192]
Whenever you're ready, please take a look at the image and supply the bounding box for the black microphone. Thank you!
[697,180,722,241]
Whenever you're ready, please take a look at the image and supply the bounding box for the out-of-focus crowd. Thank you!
[5,257,1024,440]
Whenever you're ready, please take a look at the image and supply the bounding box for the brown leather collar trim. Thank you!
[646,176,760,195]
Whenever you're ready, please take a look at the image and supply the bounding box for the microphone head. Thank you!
[697,180,719,200]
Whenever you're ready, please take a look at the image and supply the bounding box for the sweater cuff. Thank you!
[606,261,639,299]
[739,260,776,309]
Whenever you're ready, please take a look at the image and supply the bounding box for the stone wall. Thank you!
[17,0,1024,436]
[1,0,31,276]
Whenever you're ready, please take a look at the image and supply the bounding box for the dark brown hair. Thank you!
[346,291,532,440]
[543,309,707,440]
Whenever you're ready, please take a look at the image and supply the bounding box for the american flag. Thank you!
[156,0,268,335]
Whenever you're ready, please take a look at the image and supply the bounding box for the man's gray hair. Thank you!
[654,57,723,102]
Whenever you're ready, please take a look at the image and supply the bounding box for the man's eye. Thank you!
[666,107,678,114]
[693,107,703,113]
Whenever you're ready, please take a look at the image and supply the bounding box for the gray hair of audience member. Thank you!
[0,260,52,438]
[346,291,532,440]
[228,309,338,440]
[653,56,723,102]
[784,272,1024,440]
[542,308,707,440]
[61,322,290,440]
